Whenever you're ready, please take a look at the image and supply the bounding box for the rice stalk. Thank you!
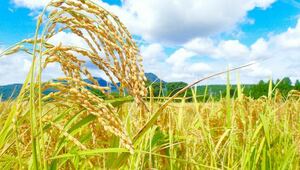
[0,0,148,163]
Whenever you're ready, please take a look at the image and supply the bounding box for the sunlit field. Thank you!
[1,89,300,169]
[1,0,300,169]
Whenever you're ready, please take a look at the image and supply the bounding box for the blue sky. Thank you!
[240,0,300,45]
[0,0,300,85]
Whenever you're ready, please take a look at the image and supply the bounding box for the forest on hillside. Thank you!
[147,77,300,100]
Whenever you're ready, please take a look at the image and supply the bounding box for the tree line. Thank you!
[146,77,300,100]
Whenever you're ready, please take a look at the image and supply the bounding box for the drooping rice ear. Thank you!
[0,45,24,56]
[42,0,148,153]
[3,0,147,154]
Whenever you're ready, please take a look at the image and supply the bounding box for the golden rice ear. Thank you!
[44,81,135,153]
[4,0,149,154]
[288,90,300,98]
[0,45,23,56]
[0,0,148,154]
[43,0,147,100]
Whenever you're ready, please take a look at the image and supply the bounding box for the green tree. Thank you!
[166,82,188,96]
[277,77,293,97]
[295,80,300,90]
[245,80,269,99]
[281,77,292,86]
[147,82,167,97]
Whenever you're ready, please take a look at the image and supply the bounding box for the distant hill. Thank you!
[0,72,162,101]
[84,77,109,86]
[0,84,23,101]
[145,73,165,83]
[2,74,296,101]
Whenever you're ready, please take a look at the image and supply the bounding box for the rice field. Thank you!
[0,0,300,169]
[1,91,300,169]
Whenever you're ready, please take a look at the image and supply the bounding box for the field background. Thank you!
[1,80,300,169]
[0,0,300,169]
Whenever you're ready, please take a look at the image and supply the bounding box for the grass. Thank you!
[0,0,300,169]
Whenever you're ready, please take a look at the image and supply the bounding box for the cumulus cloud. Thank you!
[166,48,196,66]
[7,0,300,84]
[114,0,276,43]
[215,40,250,59]
[164,48,214,82]
[0,52,64,85]
[12,0,51,10]
[11,0,276,44]
[188,62,212,73]
[0,45,33,85]
[0,53,31,85]
[183,38,250,60]
[118,0,276,43]
[140,43,166,64]
[48,31,88,47]
[183,38,215,56]
[164,19,300,83]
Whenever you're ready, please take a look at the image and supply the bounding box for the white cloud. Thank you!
[215,40,250,59]
[12,0,276,44]
[249,38,270,59]
[183,38,215,56]
[163,48,215,82]
[0,52,65,85]
[183,38,250,60]
[48,31,87,47]
[139,43,170,81]
[7,0,300,85]
[140,43,166,64]
[12,0,51,10]
[137,44,214,82]
[166,48,196,66]
[90,17,299,84]
[163,19,300,83]
[0,53,31,85]
[113,0,276,43]
[188,62,212,73]
[252,0,277,9]
[0,53,40,85]
[247,20,300,81]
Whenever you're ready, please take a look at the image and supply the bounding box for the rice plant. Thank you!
[0,0,300,169]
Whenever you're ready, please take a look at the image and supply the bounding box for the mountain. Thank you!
[145,73,165,83]
[0,84,23,101]
[0,72,163,101]
[84,77,109,86]
[85,77,120,92]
